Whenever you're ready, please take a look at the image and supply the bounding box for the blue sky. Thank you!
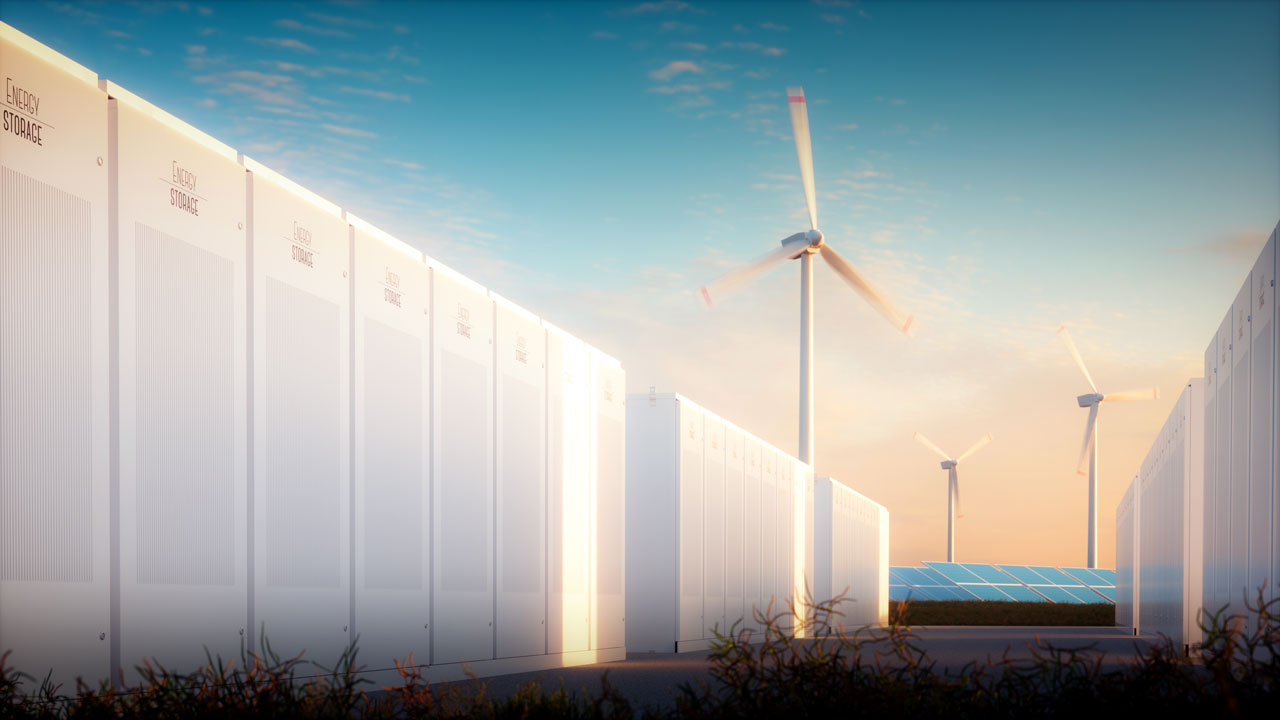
[4,0,1278,566]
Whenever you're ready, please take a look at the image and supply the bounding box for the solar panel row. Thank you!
[888,562,1116,604]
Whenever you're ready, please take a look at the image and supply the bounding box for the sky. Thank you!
[3,0,1278,569]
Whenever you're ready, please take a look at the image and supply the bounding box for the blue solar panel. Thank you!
[1092,569,1116,585]
[1035,586,1085,604]
[1090,586,1116,602]
[962,584,1015,601]
[1028,566,1078,585]
[961,563,1016,584]
[923,562,985,584]
[996,564,1051,585]
[889,585,913,601]
[890,563,1114,604]
[999,584,1048,602]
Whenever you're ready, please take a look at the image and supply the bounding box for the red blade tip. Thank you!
[700,287,712,306]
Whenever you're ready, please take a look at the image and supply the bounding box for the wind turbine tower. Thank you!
[1057,325,1159,568]
[912,431,993,562]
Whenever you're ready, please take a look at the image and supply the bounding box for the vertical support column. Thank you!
[1089,421,1099,569]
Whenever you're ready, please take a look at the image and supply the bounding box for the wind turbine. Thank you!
[1057,325,1159,568]
[912,431,993,562]
[698,86,913,467]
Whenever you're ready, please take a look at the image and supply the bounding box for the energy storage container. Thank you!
[108,80,248,684]
[349,214,430,675]
[589,349,626,651]
[545,322,591,655]
[812,478,890,628]
[1135,380,1204,649]
[0,23,111,690]
[1115,478,1137,631]
[625,392,812,652]
[429,261,494,665]
[246,156,352,667]
[493,293,547,659]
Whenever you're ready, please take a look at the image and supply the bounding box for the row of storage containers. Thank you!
[0,24,625,689]
[1117,219,1280,648]
[1114,380,1204,649]
[625,393,889,652]
[1203,223,1280,626]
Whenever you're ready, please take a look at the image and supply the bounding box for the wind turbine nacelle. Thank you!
[1077,393,1104,407]
[940,460,957,469]
[805,228,824,246]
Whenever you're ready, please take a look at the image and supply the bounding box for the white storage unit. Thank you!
[350,214,430,673]
[494,293,547,659]
[108,82,248,683]
[625,393,813,652]
[545,323,591,655]
[0,25,111,689]
[589,350,626,651]
[247,158,352,666]
[1,22,628,689]
[430,262,494,665]
[813,478,890,628]
[1115,479,1137,631]
[1199,225,1279,628]
[1132,381,1204,649]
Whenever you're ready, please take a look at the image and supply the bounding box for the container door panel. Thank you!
[546,330,590,654]
[352,223,429,672]
[0,32,110,689]
[702,417,725,637]
[742,439,763,634]
[678,405,704,641]
[115,95,247,682]
[590,353,625,650]
[431,268,494,664]
[494,301,546,658]
[723,429,745,632]
[1249,239,1275,602]
[249,166,351,667]
[1230,281,1250,616]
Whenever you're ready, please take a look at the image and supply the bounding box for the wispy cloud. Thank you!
[275,18,354,38]
[838,122,859,130]
[659,20,696,33]
[246,36,316,53]
[720,41,786,56]
[1167,231,1267,258]
[624,0,705,14]
[322,123,377,139]
[306,12,375,29]
[339,86,411,103]
[592,30,619,39]
[671,41,708,51]
[650,60,702,81]
[759,21,789,31]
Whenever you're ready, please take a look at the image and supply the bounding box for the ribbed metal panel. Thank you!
[134,223,235,586]
[590,353,625,650]
[265,278,342,589]
[546,328,590,655]
[361,318,424,590]
[1,166,94,583]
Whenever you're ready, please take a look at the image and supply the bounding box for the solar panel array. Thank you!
[889,562,1116,604]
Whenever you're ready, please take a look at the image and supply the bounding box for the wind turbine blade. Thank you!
[1103,387,1160,402]
[698,237,804,306]
[956,432,994,464]
[912,431,951,462]
[819,244,915,334]
[1056,325,1098,393]
[786,86,818,231]
[1075,403,1099,477]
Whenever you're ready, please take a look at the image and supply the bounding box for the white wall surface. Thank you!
[813,477,890,629]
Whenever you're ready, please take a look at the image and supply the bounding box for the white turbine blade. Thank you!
[819,244,915,335]
[1075,403,1099,477]
[786,86,817,231]
[699,235,805,306]
[912,431,951,462]
[956,432,994,464]
[1056,325,1098,393]
[1103,387,1160,402]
